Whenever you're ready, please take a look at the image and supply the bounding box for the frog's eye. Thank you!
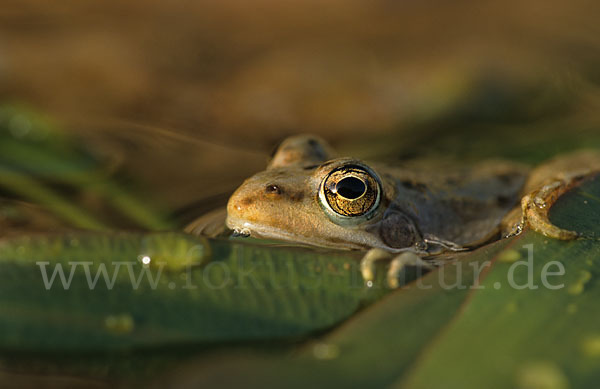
[319,164,381,219]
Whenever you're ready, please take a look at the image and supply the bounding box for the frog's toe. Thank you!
[360,248,433,289]
[360,248,392,284]
[521,177,584,240]
[386,252,433,289]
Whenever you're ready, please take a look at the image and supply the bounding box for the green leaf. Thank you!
[398,176,600,388]
[0,232,389,352]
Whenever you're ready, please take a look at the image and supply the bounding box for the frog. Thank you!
[193,135,600,288]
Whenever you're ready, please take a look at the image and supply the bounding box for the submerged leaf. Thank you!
[0,232,389,352]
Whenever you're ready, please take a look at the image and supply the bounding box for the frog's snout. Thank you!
[226,187,251,223]
[226,183,263,231]
[226,180,288,234]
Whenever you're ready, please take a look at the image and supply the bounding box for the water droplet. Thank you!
[313,342,340,360]
[138,255,151,265]
[104,314,134,334]
[366,280,373,288]
[168,282,176,290]
[232,228,250,237]
[415,241,428,251]
[534,197,547,208]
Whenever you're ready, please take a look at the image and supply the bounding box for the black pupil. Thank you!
[336,177,366,199]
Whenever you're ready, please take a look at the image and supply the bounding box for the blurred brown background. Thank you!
[1,0,599,216]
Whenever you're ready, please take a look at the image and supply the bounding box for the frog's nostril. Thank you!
[227,190,252,216]
[230,196,252,214]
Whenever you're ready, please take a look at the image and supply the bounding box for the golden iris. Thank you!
[322,165,380,217]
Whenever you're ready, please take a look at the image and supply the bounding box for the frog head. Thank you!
[226,135,420,251]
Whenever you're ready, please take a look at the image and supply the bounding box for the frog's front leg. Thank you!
[502,176,584,240]
[503,150,600,240]
[519,177,584,240]
[360,248,434,289]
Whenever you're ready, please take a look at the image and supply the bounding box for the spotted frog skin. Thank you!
[205,135,600,287]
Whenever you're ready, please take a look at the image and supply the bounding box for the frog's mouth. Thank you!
[225,215,371,251]
[226,216,317,245]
